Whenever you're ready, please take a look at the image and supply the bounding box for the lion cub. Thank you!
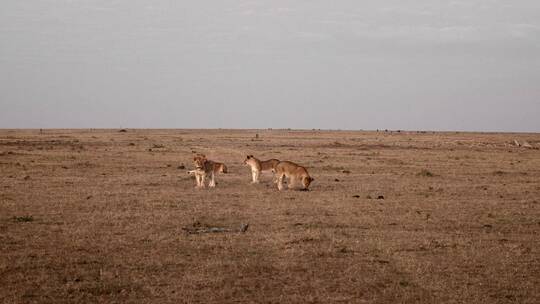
[188,154,227,188]
[274,161,314,191]
[243,155,280,183]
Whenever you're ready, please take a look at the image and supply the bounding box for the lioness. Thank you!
[243,155,280,183]
[274,161,314,191]
[188,154,227,188]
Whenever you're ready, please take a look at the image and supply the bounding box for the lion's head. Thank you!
[193,154,207,169]
[302,176,314,189]
[243,155,255,166]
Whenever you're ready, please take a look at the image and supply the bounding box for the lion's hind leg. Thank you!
[288,176,298,189]
[209,171,216,187]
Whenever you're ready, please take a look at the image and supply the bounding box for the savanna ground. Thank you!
[1,129,539,303]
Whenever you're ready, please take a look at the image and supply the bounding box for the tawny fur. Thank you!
[188,154,227,188]
[274,160,314,191]
[243,155,280,183]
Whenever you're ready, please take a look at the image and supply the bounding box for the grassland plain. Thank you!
[1,129,539,303]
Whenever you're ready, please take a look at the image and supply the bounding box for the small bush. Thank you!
[417,169,434,177]
[13,215,33,222]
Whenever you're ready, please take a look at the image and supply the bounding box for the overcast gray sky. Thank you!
[1,0,539,131]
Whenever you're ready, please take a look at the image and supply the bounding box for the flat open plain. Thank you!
[1,129,539,303]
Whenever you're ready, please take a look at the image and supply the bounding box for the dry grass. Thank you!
[1,129,539,303]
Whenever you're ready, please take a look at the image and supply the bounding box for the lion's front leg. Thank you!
[251,170,260,183]
[188,170,202,187]
[196,173,204,187]
[193,173,199,187]
[200,173,207,188]
[277,174,285,191]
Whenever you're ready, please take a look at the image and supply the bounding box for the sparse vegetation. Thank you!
[417,169,435,177]
[12,215,34,222]
[0,129,539,303]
